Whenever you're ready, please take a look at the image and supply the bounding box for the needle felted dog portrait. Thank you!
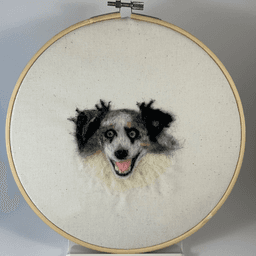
[69,100,178,190]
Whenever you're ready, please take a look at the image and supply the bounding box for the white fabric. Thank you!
[10,18,241,249]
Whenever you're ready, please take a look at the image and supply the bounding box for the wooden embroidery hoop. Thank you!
[6,12,245,254]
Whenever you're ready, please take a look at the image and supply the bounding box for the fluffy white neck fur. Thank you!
[78,151,173,192]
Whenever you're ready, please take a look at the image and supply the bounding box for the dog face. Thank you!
[100,111,149,177]
[69,100,176,178]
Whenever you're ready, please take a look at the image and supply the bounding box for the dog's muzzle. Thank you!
[110,153,140,177]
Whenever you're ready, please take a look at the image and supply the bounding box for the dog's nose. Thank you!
[115,149,128,160]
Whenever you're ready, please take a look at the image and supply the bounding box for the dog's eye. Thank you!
[129,131,136,138]
[128,129,139,139]
[105,129,116,139]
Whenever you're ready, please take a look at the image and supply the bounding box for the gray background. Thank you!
[0,0,255,255]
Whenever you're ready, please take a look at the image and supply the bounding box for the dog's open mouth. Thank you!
[110,153,140,177]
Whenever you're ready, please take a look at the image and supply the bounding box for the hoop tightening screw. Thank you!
[108,1,144,11]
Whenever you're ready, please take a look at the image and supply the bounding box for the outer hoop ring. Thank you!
[6,12,245,254]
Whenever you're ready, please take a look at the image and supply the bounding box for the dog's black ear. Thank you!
[137,100,174,142]
[69,100,111,151]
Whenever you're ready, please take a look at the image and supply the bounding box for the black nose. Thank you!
[115,149,128,160]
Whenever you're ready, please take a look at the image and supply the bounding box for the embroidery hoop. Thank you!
[6,12,245,253]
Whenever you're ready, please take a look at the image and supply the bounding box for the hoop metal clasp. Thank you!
[108,0,144,12]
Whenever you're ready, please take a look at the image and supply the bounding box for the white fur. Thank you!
[78,151,173,193]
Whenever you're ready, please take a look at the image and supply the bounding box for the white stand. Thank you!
[67,240,184,255]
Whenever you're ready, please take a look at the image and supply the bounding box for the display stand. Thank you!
[67,240,184,255]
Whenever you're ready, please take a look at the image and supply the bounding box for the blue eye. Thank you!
[127,129,139,139]
[105,129,116,139]
[129,130,137,138]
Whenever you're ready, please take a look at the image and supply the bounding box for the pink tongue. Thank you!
[116,160,131,173]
